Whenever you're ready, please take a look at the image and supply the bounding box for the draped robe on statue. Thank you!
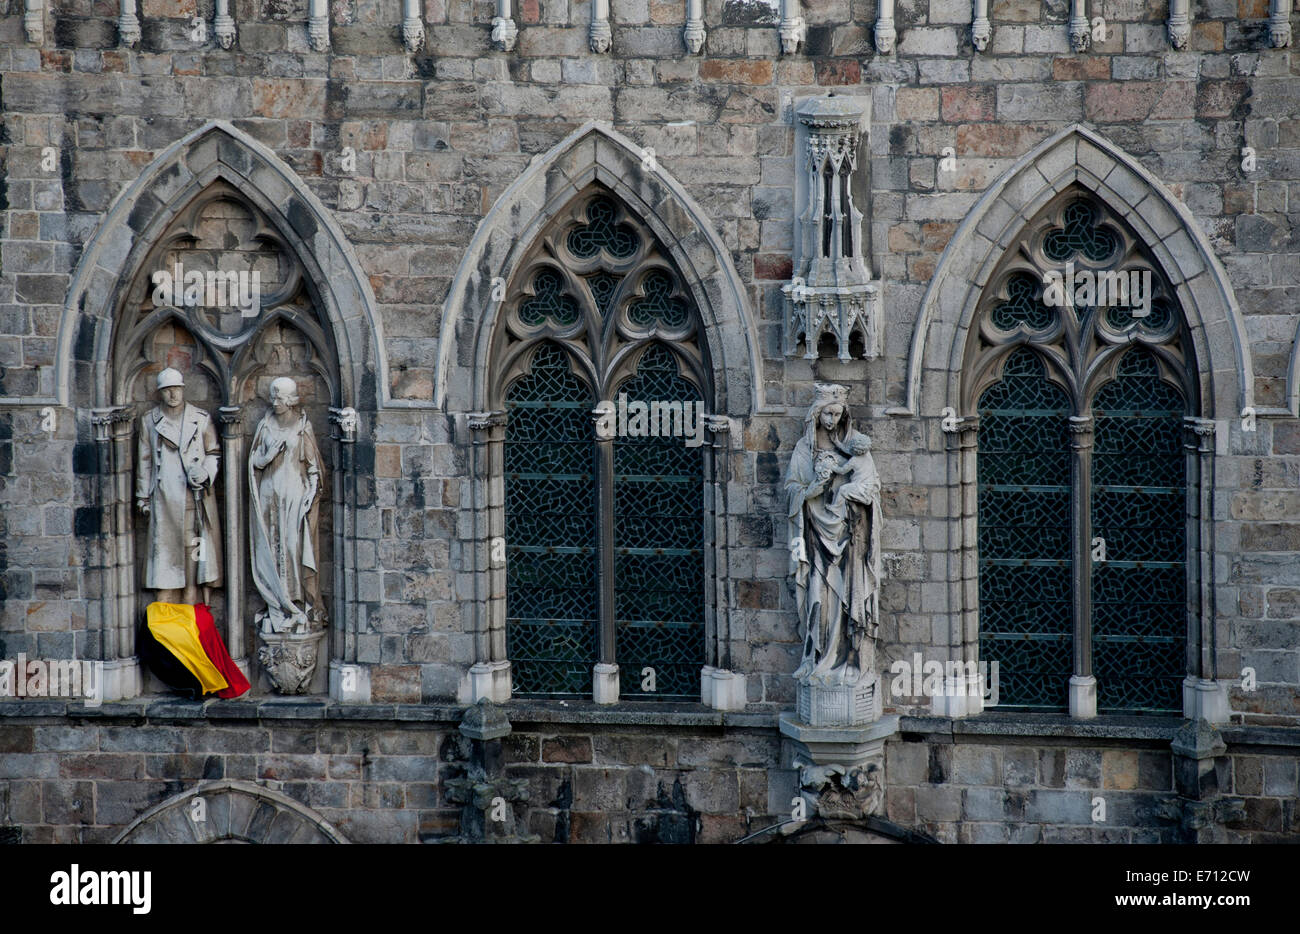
[786,410,881,687]
[248,410,323,633]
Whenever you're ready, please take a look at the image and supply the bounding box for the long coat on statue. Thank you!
[136,403,222,590]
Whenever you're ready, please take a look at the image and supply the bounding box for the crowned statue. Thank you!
[785,383,882,695]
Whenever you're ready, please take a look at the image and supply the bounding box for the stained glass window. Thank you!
[501,192,708,701]
[972,190,1193,715]
[978,349,1073,709]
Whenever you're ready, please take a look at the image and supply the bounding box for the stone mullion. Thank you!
[1068,414,1096,718]
[218,406,246,665]
[940,414,981,716]
[1183,416,1225,722]
[593,422,619,703]
[469,411,511,703]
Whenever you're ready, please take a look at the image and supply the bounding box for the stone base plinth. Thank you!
[257,628,326,695]
[797,672,880,727]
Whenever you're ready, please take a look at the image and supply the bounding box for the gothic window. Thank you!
[497,191,709,700]
[968,191,1194,714]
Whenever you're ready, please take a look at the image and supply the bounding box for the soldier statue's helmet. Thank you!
[156,368,185,390]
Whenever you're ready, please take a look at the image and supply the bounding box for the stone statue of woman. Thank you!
[248,377,325,635]
[785,383,881,688]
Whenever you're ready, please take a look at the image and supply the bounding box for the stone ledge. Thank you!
[0,697,779,730]
[901,712,1300,751]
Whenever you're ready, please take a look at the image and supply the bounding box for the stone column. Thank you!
[1270,0,1292,47]
[700,414,745,710]
[402,0,425,51]
[92,406,140,701]
[874,0,895,53]
[1182,417,1228,723]
[24,0,43,43]
[589,0,611,53]
[592,406,618,704]
[779,0,805,53]
[1068,0,1089,51]
[468,412,511,704]
[938,413,983,717]
[683,0,705,53]
[216,406,247,673]
[308,0,329,51]
[327,406,367,702]
[1067,414,1096,718]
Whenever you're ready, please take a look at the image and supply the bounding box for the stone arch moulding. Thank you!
[890,122,1257,425]
[434,119,771,419]
[53,119,388,412]
[113,780,349,844]
[60,120,383,703]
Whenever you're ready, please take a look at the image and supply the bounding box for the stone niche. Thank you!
[112,183,339,696]
[783,94,881,362]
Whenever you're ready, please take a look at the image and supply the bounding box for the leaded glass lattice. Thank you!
[978,348,1073,710]
[567,198,638,260]
[519,268,580,327]
[499,189,709,701]
[613,344,705,699]
[1043,200,1119,264]
[505,343,599,696]
[1091,350,1186,713]
[629,270,690,329]
[991,272,1054,332]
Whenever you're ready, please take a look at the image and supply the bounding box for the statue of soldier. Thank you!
[135,367,222,605]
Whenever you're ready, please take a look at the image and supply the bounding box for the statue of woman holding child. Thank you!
[785,383,881,687]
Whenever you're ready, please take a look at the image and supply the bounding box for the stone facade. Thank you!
[1,0,1298,843]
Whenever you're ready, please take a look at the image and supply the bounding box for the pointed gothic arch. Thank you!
[449,137,756,707]
[434,120,768,419]
[891,123,1252,423]
[57,120,385,412]
[910,130,1235,722]
[63,122,379,701]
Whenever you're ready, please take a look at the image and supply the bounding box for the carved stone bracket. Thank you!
[1068,0,1090,51]
[24,0,44,44]
[491,15,518,51]
[779,714,900,823]
[1270,0,1293,47]
[683,0,706,54]
[971,0,991,50]
[257,628,326,695]
[118,0,140,46]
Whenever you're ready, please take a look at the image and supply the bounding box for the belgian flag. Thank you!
[138,603,251,699]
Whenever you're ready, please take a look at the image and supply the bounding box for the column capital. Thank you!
[467,410,507,432]
[91,405,133,442]
[329,405,360,442]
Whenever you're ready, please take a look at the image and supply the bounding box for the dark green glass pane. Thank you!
[1091,349,1186,713]
[505,343,598,695]
[567,197,638,260]
[613,343,704,699]
[978,348,1073,710]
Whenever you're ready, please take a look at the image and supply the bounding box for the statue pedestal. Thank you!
[257,628,326,695]
[796,672,880,727]
[779,713,899,821]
